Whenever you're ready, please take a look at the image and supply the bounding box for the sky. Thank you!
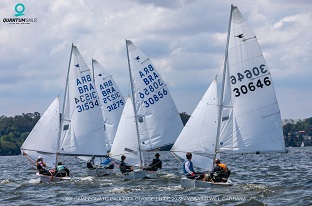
[1,0,311,119]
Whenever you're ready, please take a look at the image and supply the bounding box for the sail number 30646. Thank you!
[230,64,271,97]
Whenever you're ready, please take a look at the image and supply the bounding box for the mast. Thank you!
[55,43,74,168]
[125,39,144,168]
[212,5,234,170]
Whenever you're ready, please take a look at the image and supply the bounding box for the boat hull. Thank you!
[180,177,233,189]
[36,172,71,183]
[87,167,114,176]
[122,170,147,180]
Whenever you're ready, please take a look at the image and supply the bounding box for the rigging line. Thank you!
[229,153,244,166]
[216,56,225,78]
[22,151,37,169]
[170,151,183,164]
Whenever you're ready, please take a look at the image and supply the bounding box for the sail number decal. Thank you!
[107,99,124,112]
[137,64,168,108]
[98,80,124,112]
[75,74,100,112]
[230,64,271,97]
[230,64,268,84]
[233,77,271,97]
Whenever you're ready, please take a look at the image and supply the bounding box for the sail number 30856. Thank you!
[231,64,271,97]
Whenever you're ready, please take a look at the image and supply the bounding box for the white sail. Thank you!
[109,97,141,166]
[218,6,285,153]
[171,80,218,170]
[59,46,107,156]
[92,59,125,151]
[126,40,183,151]
[171,5,285,174]
[21,97,60,166]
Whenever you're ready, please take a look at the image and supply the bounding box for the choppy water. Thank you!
[0,147,311,206]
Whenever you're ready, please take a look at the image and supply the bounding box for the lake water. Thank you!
[0,147,311,205]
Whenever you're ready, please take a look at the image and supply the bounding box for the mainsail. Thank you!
[92,59,125,151]
[218,6,285,154]
[110,40,183,167]
[58,45,108,157]
[126,40,183,151]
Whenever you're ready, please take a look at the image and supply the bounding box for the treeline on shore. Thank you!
[0,112,311,156]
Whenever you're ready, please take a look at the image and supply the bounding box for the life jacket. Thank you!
[57,165,65,171]
[36,161,45,170]
[217,163,228,172]
[182,160,195,175]
[217,163,230,177]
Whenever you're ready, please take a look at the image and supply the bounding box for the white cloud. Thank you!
[0,0,311,119]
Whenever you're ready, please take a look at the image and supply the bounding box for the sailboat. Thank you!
[110,40,184,180]
[171,5,286,189]
[81,59,125,176]
[92,59,125,151]
[21,44,109,182]
[301,141,304,147]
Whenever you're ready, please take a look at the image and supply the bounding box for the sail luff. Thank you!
[126,39,144,168]
[213,5,235,170]
[56,43,74,167]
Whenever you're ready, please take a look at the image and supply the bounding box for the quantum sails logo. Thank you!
[3,3,37,24]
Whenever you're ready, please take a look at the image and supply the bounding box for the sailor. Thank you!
[36,156,51,176]
[144,153,162,171]
[100,154,114,169]
[55,162,70,177]
[210,159,231,182]
[182,152,206,181]
[87,156,96,169]
[119,155,133,173]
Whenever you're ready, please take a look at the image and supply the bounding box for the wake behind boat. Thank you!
[171,5,286,189]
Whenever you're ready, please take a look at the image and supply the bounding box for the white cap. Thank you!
[38,156,43,159]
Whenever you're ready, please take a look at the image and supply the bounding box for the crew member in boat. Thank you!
[183,152,207,181]
[36,156,51,176]
[119,155,133,173]
[209,159,230,182]
[54,162,70,177]
[144,153,162,171]
[100,154,114,169]
[87,156,96,169]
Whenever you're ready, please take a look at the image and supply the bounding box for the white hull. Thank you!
[122,170,147,180]
[36,172,71,183]
[180,177,233,189]
[87,167,114,176]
